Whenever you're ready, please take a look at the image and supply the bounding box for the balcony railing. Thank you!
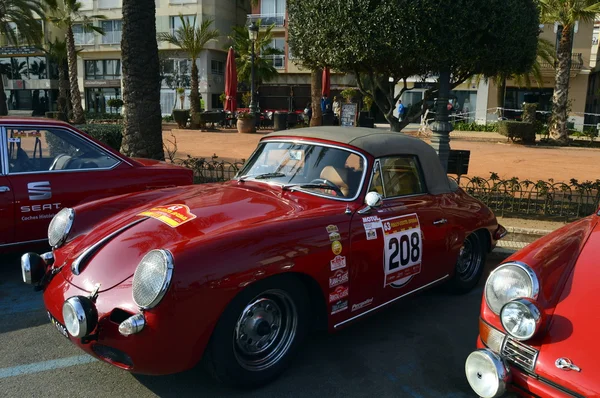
[540,52,584,71]
[247,13,286,28]
[263,54,285,69]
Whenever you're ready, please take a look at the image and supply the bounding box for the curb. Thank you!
[490,247,516,260]
[504,226,554,236]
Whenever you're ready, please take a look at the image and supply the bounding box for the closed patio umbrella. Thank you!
[225,47,237,113]
[322,67,331,98]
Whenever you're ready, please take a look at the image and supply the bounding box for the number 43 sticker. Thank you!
[382,214,422,287]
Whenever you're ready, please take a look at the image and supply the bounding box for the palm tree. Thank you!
[158,14,219,116]
[37,38,71,116]
[539,0,600,141]
[0,0,50,115]
[120,0,164,160]
[48,0,104,124]
[227,22,283,89]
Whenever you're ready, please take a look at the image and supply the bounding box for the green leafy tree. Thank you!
[48,0,105,124]
[120,0,164,160]
[0,0,53,115]
[227,22,283,89]
[288,0,539,131]
[158,14,219,116]
[539,0,600,142]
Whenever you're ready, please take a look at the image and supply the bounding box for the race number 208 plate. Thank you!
[382,214,422,287]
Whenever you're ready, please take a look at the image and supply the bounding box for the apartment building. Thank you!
[0,0,248,115]
[398,22,594,130]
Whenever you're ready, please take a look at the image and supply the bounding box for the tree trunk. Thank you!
[120,0,164,160]
[66,25,85,124]
[310,68,322,126]
[190,59,200,115]
[549,26,572,142]
[0,76,7,116]
[496,76,506,118]
[57,63,68,113]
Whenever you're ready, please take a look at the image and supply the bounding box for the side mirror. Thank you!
[365,191,383,208]
[358,192,383,214]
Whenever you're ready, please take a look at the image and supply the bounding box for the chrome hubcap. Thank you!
[233,290,297,371]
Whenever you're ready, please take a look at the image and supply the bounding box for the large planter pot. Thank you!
[237,117,256,134]
[172,109,190,129]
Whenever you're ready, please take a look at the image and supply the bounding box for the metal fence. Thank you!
[451,175,600,220]
[174,157,243,184]
[173,158,599,220]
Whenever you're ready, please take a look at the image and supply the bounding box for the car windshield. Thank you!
[237,141,366,199]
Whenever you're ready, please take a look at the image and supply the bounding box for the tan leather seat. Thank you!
[320,166,350,197]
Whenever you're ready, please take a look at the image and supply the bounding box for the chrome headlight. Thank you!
[465,350,510,398]
[132,250,174,309]
[48,208,75,248]
[485,262,539,314]
[500,298,543,341]
[62,296,97,338]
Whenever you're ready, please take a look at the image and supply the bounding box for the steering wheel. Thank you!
[310,178,345,197]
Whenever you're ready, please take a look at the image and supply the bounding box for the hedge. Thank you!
[452,121,498,132]
[76,124,123,151]
[497,121,535,144]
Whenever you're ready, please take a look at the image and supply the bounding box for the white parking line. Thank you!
[0,355,97,379]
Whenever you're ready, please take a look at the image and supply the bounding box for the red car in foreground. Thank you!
[23,127,505,387]
[0,118,193,249]
[465,211,600,397]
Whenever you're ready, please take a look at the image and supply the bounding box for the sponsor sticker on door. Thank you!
[329,269,349,288]
[329,285,349,303]
[330,255,346,271]
[382,214,422,287]
[331,300,348,315]
[139,204,196,228]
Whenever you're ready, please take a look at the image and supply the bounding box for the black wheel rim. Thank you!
[456,235,483,282]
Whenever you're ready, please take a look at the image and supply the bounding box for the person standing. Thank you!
[304,102,312,125]
[333,96,341,117]
[321,94,331,113]
[397,100,406,121]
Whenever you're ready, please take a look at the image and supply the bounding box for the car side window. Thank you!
[372,156,426,198]
[6,127,119,174]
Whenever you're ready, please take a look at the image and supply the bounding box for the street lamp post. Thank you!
[248,22,259,115]
[430,70,453,172]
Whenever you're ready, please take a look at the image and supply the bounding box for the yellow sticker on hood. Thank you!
[139,204,196,228]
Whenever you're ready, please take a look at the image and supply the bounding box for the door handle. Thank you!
[0,186,10,193]
[433,218,447,225]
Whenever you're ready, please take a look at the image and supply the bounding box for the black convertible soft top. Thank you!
[264,127,451,195]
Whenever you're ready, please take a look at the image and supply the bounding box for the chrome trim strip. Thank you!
[1,126,8,175]
[71,217,148,275]
[334,274,449,328]
[7,161,121,176]
[0,238,47,248]
[237,139,369,203]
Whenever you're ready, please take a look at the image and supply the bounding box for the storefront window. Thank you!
[28,57,47,79]
[86,87,121,114]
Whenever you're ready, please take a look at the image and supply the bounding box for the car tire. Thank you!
[203,275,310,388]
[447,231,487,294]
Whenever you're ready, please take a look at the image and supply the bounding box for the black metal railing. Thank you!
[174,157,244,184]
[539,52,584,71]
[173,158,599,220]
[450,175,600,220]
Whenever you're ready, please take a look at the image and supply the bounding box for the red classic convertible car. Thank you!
[22,127,505,387]
[0,118,193,249]
[465,211,600,397]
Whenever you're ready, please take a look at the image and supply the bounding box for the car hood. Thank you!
[61,182,298,293]
[533,220,600,397]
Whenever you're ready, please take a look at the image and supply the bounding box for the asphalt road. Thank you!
[0,251,511,398]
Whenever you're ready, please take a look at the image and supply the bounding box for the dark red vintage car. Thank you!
[0,118,193,249]
[22,127,505,387]
[465,212,600,397]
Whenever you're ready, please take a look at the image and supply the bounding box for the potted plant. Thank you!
[106,98,123,114]
[172,87,190,128]
[219,92,227,107]
[340,88,359,104]
[359,95,375,128]
[236,111,256,134]
[241,91,252,108]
